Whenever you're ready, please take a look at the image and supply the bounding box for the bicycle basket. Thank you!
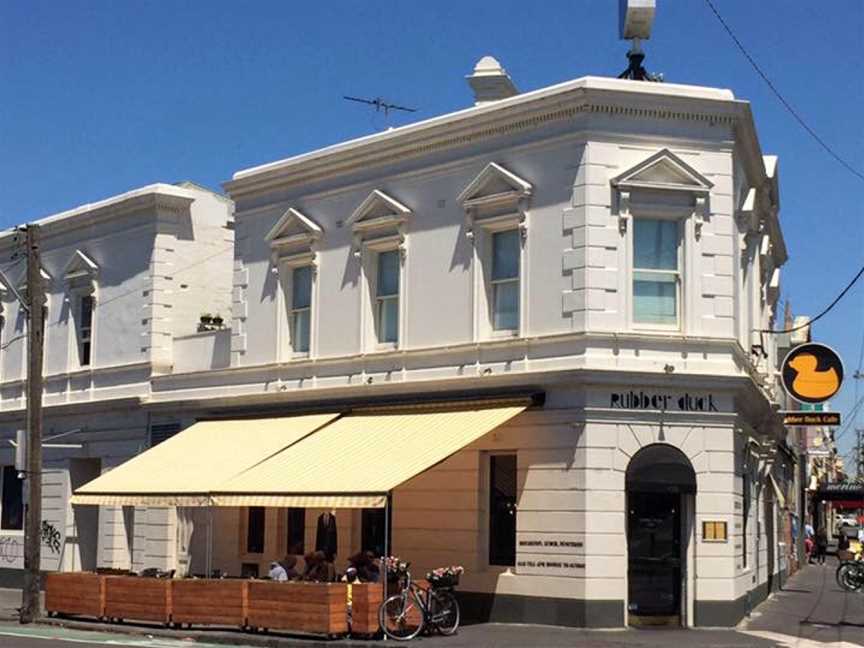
[427,571,460,588]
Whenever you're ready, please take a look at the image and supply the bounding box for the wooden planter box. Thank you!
[172,579,248,627]
[246,581,348,636]
[350,583,383,636]
[104,576,172,624]
[45,572,105,619]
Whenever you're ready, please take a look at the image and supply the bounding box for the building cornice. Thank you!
[0,185,197,247]
[225,77,753,200]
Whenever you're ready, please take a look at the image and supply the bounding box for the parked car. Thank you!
[836,514,859,529]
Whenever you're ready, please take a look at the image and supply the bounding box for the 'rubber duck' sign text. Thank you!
[781,343,843,404]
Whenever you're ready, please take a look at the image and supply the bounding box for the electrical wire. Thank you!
[704,0,864,184]
[758,264,864,334]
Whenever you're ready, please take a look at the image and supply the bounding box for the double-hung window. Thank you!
[633,218,680,327]
[491,230,520,331]
[289,266,312,354]
[78,295,94,366]
[375,250,399,344]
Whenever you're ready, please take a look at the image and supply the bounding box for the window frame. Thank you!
[489,229,521,334]
[245,506,266,555]
[359,236,405,351]
[486,452,518,568]
[630,215,684,331]
[287,265,313,356]
[0,465,23,533]
[76,293,94,367]
[374,249,400,346]
[277,253,317,360]
[286,507,305,555]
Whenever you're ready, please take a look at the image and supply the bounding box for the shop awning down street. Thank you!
[70,404,526,508]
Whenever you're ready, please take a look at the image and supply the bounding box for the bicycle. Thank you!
[378,561,460,641]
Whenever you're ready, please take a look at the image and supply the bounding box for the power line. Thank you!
[704,0,864,184]
[759,264,864,334]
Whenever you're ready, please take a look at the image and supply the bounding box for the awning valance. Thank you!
[210,405,526,509]
[70,414,339,506]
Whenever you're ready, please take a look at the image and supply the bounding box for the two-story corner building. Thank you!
[0,182,234,579]
[77,60,792,629]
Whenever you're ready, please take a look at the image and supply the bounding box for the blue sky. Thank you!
[1,1,862,459]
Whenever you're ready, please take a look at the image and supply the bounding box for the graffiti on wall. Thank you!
[41,521,61,554]
[0,537,19,564]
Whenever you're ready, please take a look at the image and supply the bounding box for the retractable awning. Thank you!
[70,414,338,506]
[211,404,526,509]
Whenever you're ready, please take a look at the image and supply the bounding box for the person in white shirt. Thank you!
[268,561,288,581]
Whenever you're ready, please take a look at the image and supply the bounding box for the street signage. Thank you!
[780,343,843,404]
[782,411,840,426]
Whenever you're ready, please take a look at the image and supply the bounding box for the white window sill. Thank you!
[375,342,398,352]
[489,329,520,339]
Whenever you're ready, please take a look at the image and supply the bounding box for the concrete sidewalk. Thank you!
[739,562,864,646]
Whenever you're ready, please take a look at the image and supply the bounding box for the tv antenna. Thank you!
[343,96,418,117]
[618,0,662,82]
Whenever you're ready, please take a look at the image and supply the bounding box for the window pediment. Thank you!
[349,190,411,232]
[612,149,713,194]
[350,190,411,258]
[266,208,323,251]
[63,250,98,297]
[458,162,532,210]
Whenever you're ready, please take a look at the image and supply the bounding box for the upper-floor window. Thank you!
[375,250,400,344]
[491,230,520,331]
[633,218,680,327]
[77,295,94,366]
[289,266,312,354]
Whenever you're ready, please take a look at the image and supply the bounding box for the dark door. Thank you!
[627,492,681,618]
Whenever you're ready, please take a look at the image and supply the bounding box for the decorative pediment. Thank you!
[64,250,99,281]
[458,162,533,209]
[17,267,51,289]
[63,250,99,297]
[349,190,411,233]
[611,149,713,193]
[266,208,323,251]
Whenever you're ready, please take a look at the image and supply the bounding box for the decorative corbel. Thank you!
[352,234,362,259]
[694,195,707,241]
[618,190,630,235]
[397,228,408,263]
[464,207,475,244]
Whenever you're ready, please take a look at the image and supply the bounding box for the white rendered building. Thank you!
[16,59,792,628]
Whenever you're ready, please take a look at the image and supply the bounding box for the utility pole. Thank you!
[20,224,44,623]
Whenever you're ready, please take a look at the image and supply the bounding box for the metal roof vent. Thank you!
[466,56,518,106]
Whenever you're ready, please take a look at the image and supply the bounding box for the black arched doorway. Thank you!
[626,444,696,626]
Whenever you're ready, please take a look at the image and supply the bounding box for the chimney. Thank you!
[466,56,518,106]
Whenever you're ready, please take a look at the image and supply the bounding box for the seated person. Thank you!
[278,555,300,580]
[268,561,288,582]
[302,551,334,582]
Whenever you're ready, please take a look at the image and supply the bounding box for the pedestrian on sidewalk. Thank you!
[815,527,828,565]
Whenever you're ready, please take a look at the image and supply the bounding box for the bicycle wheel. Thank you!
[838,563,862,591]
[430,590,460,636]
[379,592,425,641]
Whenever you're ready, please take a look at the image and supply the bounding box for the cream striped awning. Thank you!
[70,414,339,506]
[210,405,526,509]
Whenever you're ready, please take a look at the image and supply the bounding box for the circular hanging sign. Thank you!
[780,342,844,404]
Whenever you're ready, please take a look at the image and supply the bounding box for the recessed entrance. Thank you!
[626,444,696,627]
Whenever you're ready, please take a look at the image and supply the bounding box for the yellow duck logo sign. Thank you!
[781,343,843,404]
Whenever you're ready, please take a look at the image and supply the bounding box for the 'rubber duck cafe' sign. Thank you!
[780,342,843,426]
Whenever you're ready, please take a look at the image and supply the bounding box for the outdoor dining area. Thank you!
[45,569,383,638]
[57,403,529,639]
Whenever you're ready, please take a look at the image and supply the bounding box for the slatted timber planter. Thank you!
[104,576,172,624]
[45,572,105,619]
[246,581,348,636]
[350,582,383,636]
[171,579,248,627]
